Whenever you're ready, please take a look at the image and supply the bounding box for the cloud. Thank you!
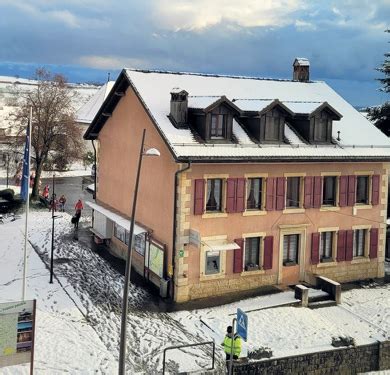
[78,55,149,70]
[153,0,306,31]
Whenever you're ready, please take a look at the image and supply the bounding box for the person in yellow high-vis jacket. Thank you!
[222,325,242,361]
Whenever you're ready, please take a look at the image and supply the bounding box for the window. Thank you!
[264,109,282,141]
[205,251,220,274]
[353,229,367,257]
[283,234,299,264]
[114,223,129,245]
[244,237,261,271]
[314,112,329,142]
[356,176,369,204]
[286,177,300,208]
[210,114,226,138]
[322,176,337,206]
[206,179,223,212]
[246,178,262,210]
[320,232,334,261]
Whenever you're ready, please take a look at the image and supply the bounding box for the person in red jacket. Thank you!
[74,199,84,229]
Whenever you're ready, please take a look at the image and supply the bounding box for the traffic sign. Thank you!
[237,308,248,342]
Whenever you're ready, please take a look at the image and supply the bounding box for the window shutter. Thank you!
[304,176,313,208]
[275,177,286,211]
[311,233,320,264]
[263,236,273,270]
[313,176,322,208]
[226,178,237,213]
[339,176,348,207]
[337,230,346,261]
[236,178,246,212]
[266,178,275,211]
[347,175,356,207]
[345,230,354,261]
[371,175,380,205]
[369,228,379,259]
[233,238,244,273]
[194,179,205,215]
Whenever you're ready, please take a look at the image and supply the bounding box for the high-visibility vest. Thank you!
[223,334,242,357]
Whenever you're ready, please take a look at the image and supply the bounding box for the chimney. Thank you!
[170,88,188,128]
[293,58,310,82]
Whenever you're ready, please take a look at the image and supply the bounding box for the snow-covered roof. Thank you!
[76,81,115,124]
[294,58,310,66]
[188,96,221,110]
[231,99,274,112]
[86,69,390,162]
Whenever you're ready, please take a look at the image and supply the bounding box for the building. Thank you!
[84,59,390,302]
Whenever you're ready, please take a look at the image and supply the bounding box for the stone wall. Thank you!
[233,341,390,374]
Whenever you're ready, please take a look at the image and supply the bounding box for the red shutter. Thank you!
[266,178,275,211]
[313,176,323,208]
[371,175,380,205]
[263,236,273,270]
[369,228,379,259]
[311,233,320,264]
[194,179,205,215]
[339,176,348,207]
[236,178,246,212]
[345,230,354,261]
[233,238,244,273]
[226,178,237,213]
[337,230,346,261]
[347,175,356,207]
[304,176,313,208]
[275,177,286,211]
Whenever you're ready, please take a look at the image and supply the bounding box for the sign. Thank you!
[179,249,184,258]
[148,242,164,278]
[237,308,248,342]
[0,299,36,372]
[189,229,201,248]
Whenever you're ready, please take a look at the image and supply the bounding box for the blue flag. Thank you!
[20,122,30,202]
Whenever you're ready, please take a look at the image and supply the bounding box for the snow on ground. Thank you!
[0,215,117,374]
[0,211,223,374]
[1,209,390,373]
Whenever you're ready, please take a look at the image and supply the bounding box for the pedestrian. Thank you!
[49,194,58,212]
[74,199,84,229]
[222,326,242,365]
[58,195,66,212]
[29,172,35,188]
[42,184,50,201]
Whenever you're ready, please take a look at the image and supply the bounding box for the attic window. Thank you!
[262,108,284,142]
[210,114,227,138]
[313,111,331,142]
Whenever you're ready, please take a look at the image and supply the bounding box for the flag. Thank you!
[20,121,30,202]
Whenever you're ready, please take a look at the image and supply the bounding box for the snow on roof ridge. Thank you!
[124,68,321,83]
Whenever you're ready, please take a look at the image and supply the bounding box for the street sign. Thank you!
[237,308,248,342]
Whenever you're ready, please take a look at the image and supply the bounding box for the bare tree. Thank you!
[9,68,83,199]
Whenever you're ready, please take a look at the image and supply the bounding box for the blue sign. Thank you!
[237,308,248,342]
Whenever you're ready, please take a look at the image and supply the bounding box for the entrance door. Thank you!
[281,233,301,285]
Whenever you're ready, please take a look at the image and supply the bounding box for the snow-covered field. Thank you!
[1,210,390,374]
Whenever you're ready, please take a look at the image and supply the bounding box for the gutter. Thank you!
[171,162,191,301]
[91,140,97,200]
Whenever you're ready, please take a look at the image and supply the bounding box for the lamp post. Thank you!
[118,129,160,375]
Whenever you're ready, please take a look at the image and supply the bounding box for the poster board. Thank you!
[147,241,164,278]
[0,299,36,373]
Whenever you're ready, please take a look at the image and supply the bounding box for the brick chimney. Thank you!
[293,58,310,82]
[170,88,188,128]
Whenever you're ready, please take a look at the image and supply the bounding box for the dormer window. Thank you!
[313,111,331,142]
[210,114,227,138]
[263,109,283,141]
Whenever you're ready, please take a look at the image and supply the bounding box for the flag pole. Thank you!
[22,106,32,301]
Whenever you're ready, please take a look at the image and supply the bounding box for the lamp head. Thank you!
[143,148,160,157]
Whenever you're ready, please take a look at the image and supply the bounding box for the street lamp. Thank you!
[118,129,160,375]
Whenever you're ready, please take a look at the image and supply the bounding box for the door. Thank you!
[281,233,301,285]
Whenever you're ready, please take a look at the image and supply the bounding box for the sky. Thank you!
[0,0,389,107]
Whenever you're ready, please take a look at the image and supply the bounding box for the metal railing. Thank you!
[162,340,215,374]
